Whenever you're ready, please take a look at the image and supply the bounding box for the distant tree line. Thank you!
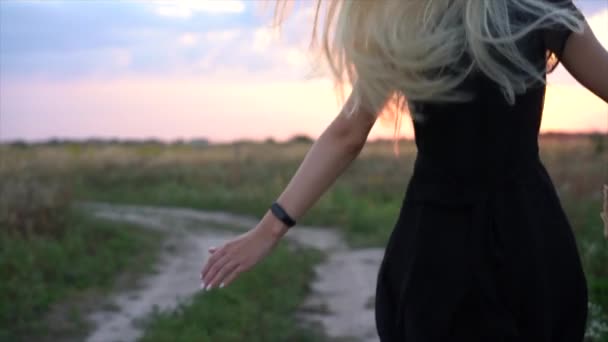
[4,132,606,148]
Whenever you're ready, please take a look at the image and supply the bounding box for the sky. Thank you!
[0,0,607,143]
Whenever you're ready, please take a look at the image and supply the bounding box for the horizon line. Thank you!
[2,129,607,146]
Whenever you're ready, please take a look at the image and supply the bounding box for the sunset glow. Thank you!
[1,0,606,143]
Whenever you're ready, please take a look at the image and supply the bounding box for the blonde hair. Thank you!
[272,0,585,144]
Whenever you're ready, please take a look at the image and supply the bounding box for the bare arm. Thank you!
[260,90,379,239]
[558,20,608,102]
[200,86,381,290]
[556,17,608,239]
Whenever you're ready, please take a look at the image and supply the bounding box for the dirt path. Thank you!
[79,202,384,342]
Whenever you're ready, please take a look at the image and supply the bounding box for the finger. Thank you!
[219,264,243,289]
[201,246,226,280]
[204,256,232,290]
[203,252,232,288]
[208,260,239,290]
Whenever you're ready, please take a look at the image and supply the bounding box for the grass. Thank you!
[568,199,608,339]
[69,141,413,248]
[139,244,327,342]
[0,146,333,341]
[1,135,606,340]
[0,208,162,341]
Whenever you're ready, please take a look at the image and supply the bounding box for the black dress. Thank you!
[374,2,589,341]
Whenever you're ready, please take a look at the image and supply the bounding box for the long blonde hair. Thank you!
[272,0,585,142]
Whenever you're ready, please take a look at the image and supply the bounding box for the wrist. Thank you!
[259,210,290,240]
[270,202,297,228]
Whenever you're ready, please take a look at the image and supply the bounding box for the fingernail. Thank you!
[220,282,224,288]
[205,283,210,290]
[200,282,206,289]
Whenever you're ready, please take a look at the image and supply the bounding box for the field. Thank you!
[1,134,607,340]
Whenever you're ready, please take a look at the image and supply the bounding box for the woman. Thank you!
[201,0,608,340]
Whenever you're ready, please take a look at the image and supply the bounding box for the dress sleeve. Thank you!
[541,0,584,60]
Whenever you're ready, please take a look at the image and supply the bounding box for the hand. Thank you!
[200,221,284,290]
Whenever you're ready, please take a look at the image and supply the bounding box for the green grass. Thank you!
[139,244,327,342]
[565,199,608,334]
[66,140,607,309]
[0,208,162,341]
[71,143,410,249]
[2,136,606,340]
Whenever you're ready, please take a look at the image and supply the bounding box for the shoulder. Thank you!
[539,0,584,54]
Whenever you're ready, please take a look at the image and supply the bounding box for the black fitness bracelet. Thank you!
[270,202,296,228]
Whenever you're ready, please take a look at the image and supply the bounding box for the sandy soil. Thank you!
[79,202,384,342]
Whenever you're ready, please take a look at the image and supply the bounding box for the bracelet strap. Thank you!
[270,202,296,228]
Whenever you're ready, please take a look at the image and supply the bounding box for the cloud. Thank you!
[0,0,604,84]
[111,49,133,68]
[155,0,246,18]
[178,33,198,46]
[576,0,608,16]
[156,6,192,19]
[252,27,280,52]
[0,0,258,81]
[1,0,605,142]
[204,29,242,43]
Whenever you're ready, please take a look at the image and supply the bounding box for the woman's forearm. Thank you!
[258,126,365,239]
